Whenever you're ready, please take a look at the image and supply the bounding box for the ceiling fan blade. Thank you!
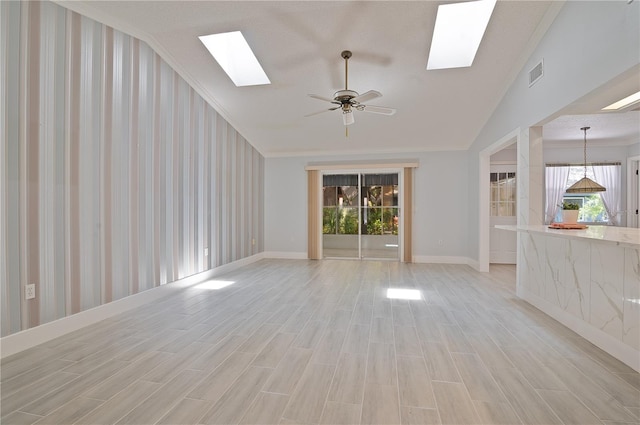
[351,90,382,104]
[305,106,340,117]
[360,105,396,115]
[308,94,338,104]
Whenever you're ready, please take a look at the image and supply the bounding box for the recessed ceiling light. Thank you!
[198,31,270,87]
[427,0,497,70]
[602,90,640,111]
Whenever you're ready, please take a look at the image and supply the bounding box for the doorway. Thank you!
[489,164,517,264]
[628,157,639,228]
[322,173,400,260]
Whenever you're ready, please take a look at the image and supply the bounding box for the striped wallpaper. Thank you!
[0,1,265,337]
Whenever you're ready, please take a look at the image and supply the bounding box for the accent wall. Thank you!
[0,1,264,337]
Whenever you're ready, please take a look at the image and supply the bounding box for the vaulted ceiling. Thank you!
[60,1,638,156]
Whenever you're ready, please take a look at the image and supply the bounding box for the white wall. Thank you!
[265,156,309,255]
[265,150,470,262]
[490,147,517,162]
[466,1,640,262]
[413,151,469,261]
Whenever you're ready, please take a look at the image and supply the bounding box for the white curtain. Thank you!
[593,164,622,226]
[545,166,570,224]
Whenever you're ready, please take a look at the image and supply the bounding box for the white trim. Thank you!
[0,253,264,359]
[265,146,464,159]
[522,289,640,372]
[305,159,419,171]
[263,251,308,260]
[467,258,481,271]
[262,253,476,268]
[413,255,476,267]
[489,252,517,264]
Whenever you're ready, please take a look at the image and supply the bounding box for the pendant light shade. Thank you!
[566,126,606,193]
[566,176,606,193]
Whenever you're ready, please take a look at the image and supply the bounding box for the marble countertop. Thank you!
[495,224,640,248]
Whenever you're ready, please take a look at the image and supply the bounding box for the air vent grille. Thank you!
[529,60,543,87]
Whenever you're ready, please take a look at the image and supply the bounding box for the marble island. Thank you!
[496,225,640,372]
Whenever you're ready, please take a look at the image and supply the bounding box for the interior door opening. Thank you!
[322,173,400,260]
[629,158,639,228]
[489,164,517,264]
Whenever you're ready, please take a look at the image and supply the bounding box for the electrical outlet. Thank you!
[204,247,209,256]
[25,284,35,300]
[252,238,256,246]
[438,239,444,246]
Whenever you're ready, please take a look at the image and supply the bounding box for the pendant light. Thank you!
[566,126,606,193]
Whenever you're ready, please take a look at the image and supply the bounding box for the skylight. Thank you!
[602,91,640,111]
[198,31,270,87]
[427,0,497,70]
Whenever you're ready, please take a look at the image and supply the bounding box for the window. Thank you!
[490,172,516,216]
[322,182,359,235]
[322,174,399,235]
[545,163,621,225]
[555,194,609,223]
[361,182,399,236]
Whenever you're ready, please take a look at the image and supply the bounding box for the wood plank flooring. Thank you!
[2,259,639,424]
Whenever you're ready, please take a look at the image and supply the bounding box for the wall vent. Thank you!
[529,60,544,87]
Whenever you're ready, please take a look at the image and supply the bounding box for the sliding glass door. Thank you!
[322,174,360,258]
[322,173,399,260]
[361,174,399,259]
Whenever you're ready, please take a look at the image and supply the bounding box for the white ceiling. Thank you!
[60,1,639,157]
[544,111,640,147]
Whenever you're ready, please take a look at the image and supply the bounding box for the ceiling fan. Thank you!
[306,50,396,127]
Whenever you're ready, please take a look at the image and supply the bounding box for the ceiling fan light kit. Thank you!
[342,108,355,126]
[306,50,396,129]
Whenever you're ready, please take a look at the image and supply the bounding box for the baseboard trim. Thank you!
[467,258,482,271]
[522,289,640,372]
[262,253,479,266]
[412,255,476,267]
[0,253,264,359]
[263,251,308,259]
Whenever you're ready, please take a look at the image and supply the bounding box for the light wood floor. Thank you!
[2,259,639,425]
